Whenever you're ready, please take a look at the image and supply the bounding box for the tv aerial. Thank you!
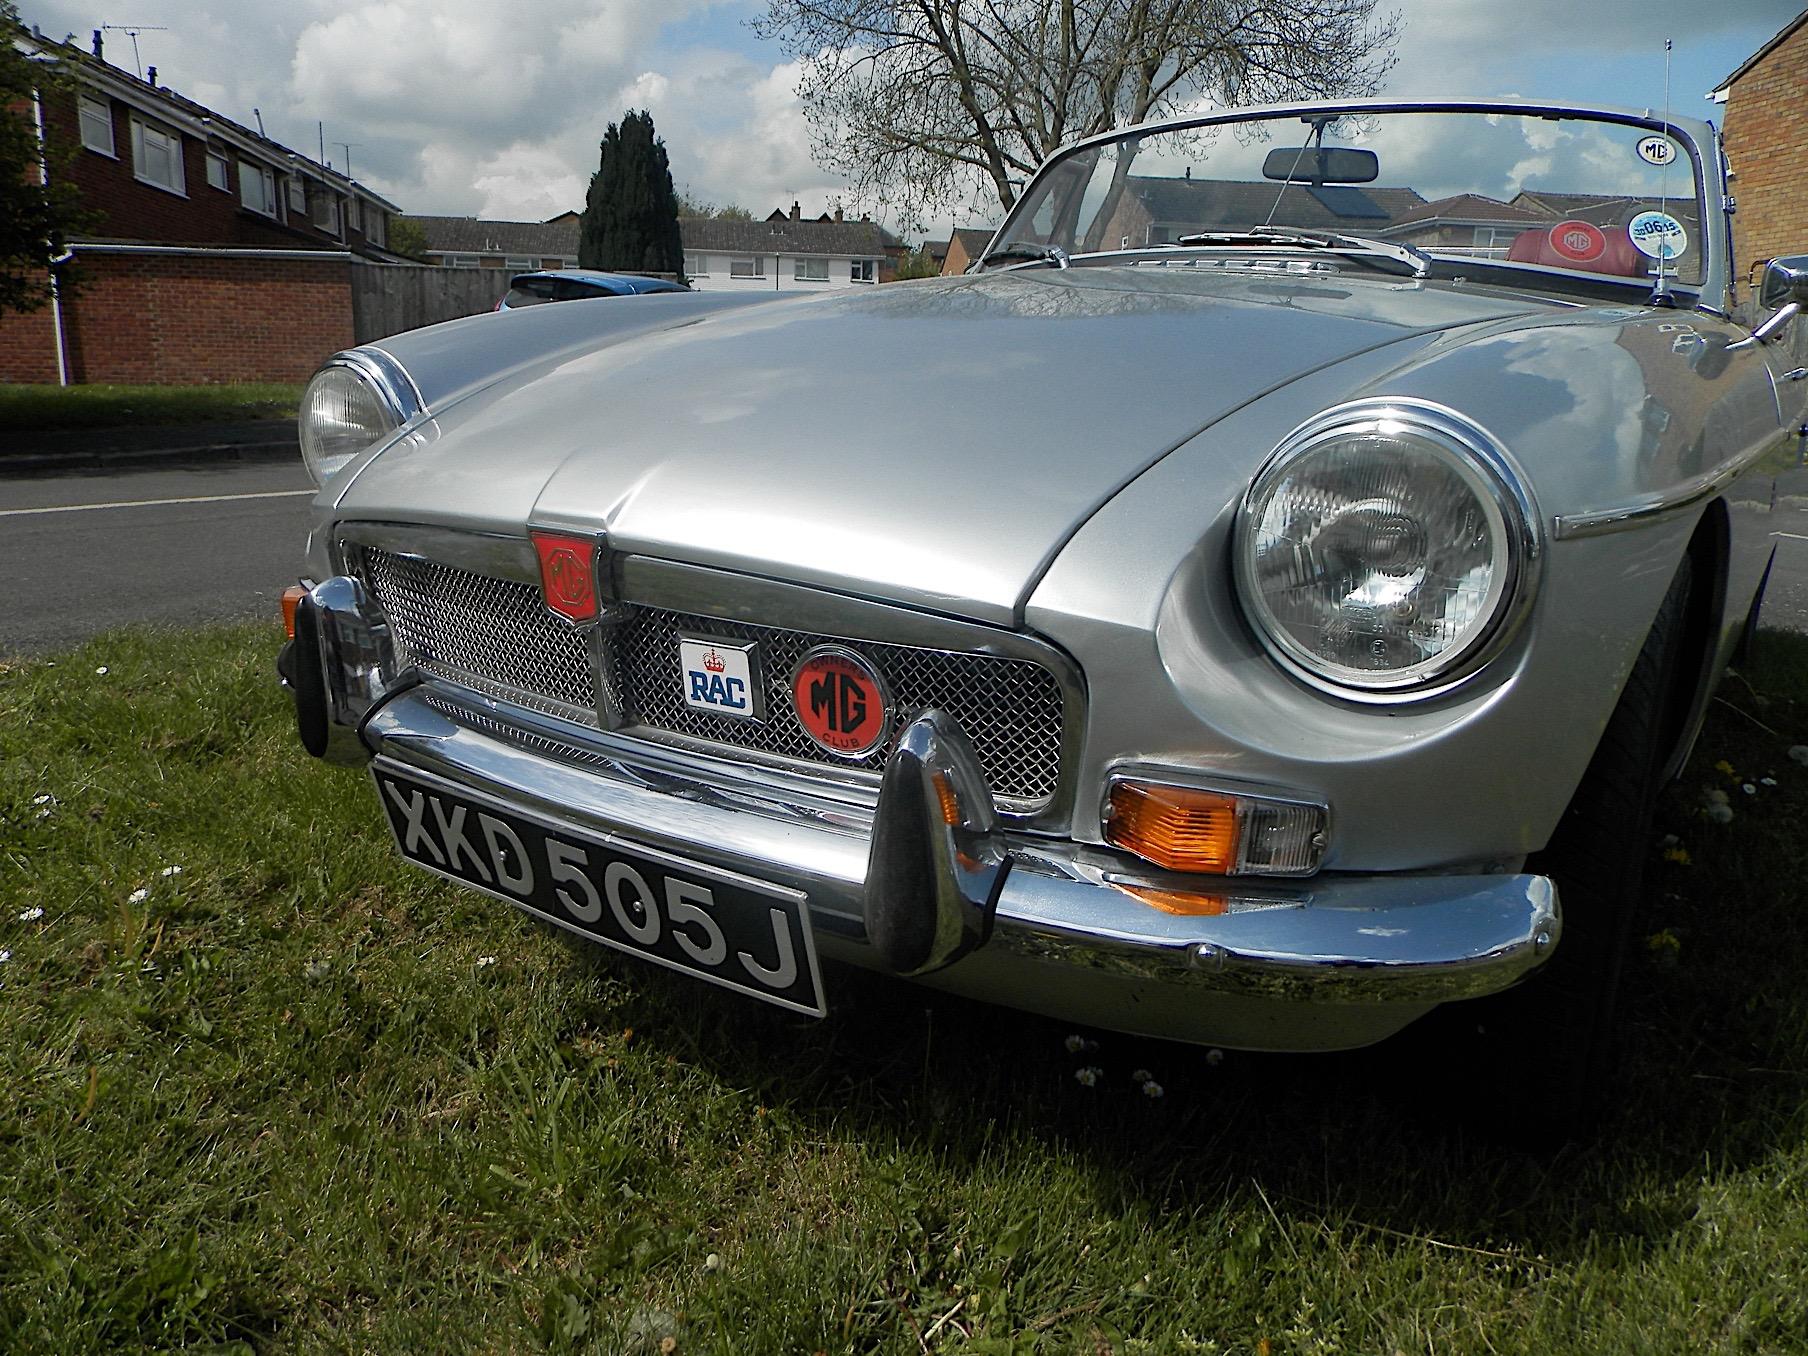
[100,23,169,80]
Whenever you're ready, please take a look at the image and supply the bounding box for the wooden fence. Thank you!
[350,264,511,343]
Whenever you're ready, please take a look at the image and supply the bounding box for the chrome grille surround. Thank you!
[612,608,1065,808]
[355,545,600,728]
[334,525,1080,822]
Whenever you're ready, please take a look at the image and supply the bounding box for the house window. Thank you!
[346,197,361,235]
[130,116,185,195]
[684,254,708,276]
[365,209,385,248]
[205,151,230,192]
[1472,226,1518,252]
[504,256,539,273]
[239,161,277,216]
[794,257,829,281]
[444,253,480,268]
[78,95,114,156]
[310,186,341,237]
[729,257,764,278]
[850,259,876,283]
[288,178,307,214]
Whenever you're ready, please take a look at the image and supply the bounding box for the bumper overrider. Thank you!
[280,576,1561,1051]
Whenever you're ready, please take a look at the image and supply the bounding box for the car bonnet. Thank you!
[330,268,1554,626]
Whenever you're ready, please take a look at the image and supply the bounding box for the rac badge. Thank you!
[679,637,762,722]
[791,646,889,758]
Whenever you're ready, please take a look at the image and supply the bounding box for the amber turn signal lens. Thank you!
[930,770,963,827]
[281,585,307,639]
[1105,781,1240,875]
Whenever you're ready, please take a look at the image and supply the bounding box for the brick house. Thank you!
[2,24,402,384]
[1375,194,1549,256]
[1711,7,1808,274]
[412,202,901,290]
[409,215,581,272]
[682,204,892,291]
[939,227,995,275]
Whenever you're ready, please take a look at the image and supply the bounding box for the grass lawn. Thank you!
[0,383,301,432]
[2,623,1806,1353]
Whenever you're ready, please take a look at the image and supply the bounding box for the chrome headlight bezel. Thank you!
[298,348,423,487]
[1233,399,1543,703]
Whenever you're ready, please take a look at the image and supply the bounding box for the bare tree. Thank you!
[752,0,1399,225]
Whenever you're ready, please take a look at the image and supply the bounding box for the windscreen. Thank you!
[1001,108,1706,287]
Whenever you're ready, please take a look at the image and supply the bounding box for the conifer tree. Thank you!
[578,110,684,276]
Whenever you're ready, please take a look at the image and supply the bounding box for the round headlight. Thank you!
[1235,401,1539,698]
[298,360,406,486]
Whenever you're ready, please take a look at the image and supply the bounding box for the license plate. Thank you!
[371,763,825,1016]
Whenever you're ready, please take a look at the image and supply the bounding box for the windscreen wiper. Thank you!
[977,241,1071,270]
[1172,226,1430,279]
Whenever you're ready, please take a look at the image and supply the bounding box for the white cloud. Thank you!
[12,0,1797,241]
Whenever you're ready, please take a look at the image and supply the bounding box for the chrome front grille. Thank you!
[612,608,1066,806]
[357,547,599,726]
[351,545,1070,811]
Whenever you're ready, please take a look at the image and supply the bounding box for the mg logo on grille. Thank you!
[791,646,890,757]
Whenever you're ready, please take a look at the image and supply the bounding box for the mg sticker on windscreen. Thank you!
[679,638,763,721]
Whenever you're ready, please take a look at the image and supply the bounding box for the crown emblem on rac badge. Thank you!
[702,648,726,673]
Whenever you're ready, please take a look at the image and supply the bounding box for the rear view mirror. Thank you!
[1261,147,1379,184]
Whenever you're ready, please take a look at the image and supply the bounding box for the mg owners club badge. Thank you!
[791,646,889,757]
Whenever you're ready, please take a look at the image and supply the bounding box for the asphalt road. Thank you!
[0,459,316,657]
[2,456,1806,660]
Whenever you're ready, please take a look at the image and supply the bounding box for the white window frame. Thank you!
[288,177,307,214]
[309,186,341,237]
[684,253,709,276]
[729,257,764,278]
[793,257,829,281]
[346,196,360,235]
[850,258,877,283]
[130,115,185,196]
[364,208,385,248]
[239,160,277,217]
[205,151,230,192]
[444,253,480,268]
[78,95,115,157]
[1472,226,1518,251]
[503,255,540,273]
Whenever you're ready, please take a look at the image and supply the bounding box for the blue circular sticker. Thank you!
[1627,211,1688,260]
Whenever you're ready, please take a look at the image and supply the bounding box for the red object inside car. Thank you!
[1507,221,1649,278]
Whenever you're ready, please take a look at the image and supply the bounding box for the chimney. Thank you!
[147,65,157,86]
[92,28,103,58]
[833,206,843,223]
[790,200,801,221]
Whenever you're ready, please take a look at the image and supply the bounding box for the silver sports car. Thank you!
[279,99,1807,1103]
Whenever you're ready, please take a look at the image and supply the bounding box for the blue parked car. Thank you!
[496,269,690,310]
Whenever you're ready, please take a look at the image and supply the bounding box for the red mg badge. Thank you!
[1547,221,1606,265]
[530,531,598,623]
[791,647,889,757]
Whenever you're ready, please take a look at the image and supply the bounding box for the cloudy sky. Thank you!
[15,0,1801,238]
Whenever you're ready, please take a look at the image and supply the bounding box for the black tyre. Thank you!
[1444,553,1696,1136]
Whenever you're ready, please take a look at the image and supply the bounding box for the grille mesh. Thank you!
[614,609,1065,806]
[358,548,599,726]
[354,546,1067,809]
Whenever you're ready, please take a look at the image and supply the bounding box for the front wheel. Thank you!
[1444,553,1696,1135]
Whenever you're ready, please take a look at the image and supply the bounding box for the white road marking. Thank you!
[1774,532,1808,542]
[0,489,313,518]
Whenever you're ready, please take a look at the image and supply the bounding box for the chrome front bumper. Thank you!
[285,577,1562,1052]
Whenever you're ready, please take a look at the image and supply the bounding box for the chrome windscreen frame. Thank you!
[1232,398,1545,705]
